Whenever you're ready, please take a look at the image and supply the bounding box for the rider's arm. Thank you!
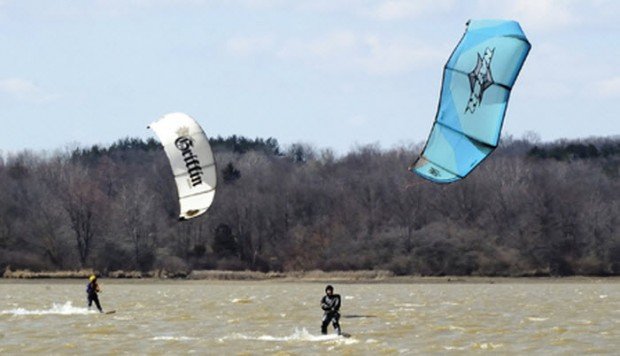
[333,295,341,311]
[320,296,331,311]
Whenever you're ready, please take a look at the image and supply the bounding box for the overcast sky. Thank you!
[0,0,619,154]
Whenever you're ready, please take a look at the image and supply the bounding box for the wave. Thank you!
[226,328,357,344]
[151,336,199,341]
[230,297,254,304]
[444,342,504,351]
[1,301,95,316]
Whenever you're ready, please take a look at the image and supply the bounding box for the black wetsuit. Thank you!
[320,294,341,335]
[86,281,103,312]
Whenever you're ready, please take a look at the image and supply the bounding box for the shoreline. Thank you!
[2,269,619,283]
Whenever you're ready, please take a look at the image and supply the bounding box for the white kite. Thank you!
[149,112,217,220]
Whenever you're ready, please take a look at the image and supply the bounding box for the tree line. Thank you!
[0,135,618,276]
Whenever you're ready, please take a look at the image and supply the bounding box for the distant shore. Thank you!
[2,268,618,283]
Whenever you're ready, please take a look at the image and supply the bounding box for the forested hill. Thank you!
[1,136,619,277]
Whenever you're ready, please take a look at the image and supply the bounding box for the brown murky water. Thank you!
[1,279,619,354]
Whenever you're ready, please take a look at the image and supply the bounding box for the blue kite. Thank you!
[410,19,531,183]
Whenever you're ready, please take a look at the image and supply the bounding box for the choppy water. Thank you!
[1,279,619,354]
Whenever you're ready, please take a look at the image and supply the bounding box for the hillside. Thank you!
[1,136,619,276]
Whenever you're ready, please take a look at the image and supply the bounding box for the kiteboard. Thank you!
[105,310,116,315]
[340,332,351,338]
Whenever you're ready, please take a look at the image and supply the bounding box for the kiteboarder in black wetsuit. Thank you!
[320,285,341,335]
[86,275,103,313]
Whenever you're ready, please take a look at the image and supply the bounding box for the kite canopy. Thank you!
[149,113,217,220]
[411,19,531,183]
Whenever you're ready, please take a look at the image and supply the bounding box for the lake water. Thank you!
[1,279,619,354]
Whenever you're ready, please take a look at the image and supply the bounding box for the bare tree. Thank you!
[57,163,107,267]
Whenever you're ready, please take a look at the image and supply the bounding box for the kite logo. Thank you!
[175,136,204,187]
[466,47,495,113]
[429,167,440,177]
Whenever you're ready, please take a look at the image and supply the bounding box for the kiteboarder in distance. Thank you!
[86,275,103,313]
[320,285,341,335]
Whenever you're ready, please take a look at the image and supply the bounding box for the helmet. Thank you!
[89,275,97,282]
[325,285,333,292]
